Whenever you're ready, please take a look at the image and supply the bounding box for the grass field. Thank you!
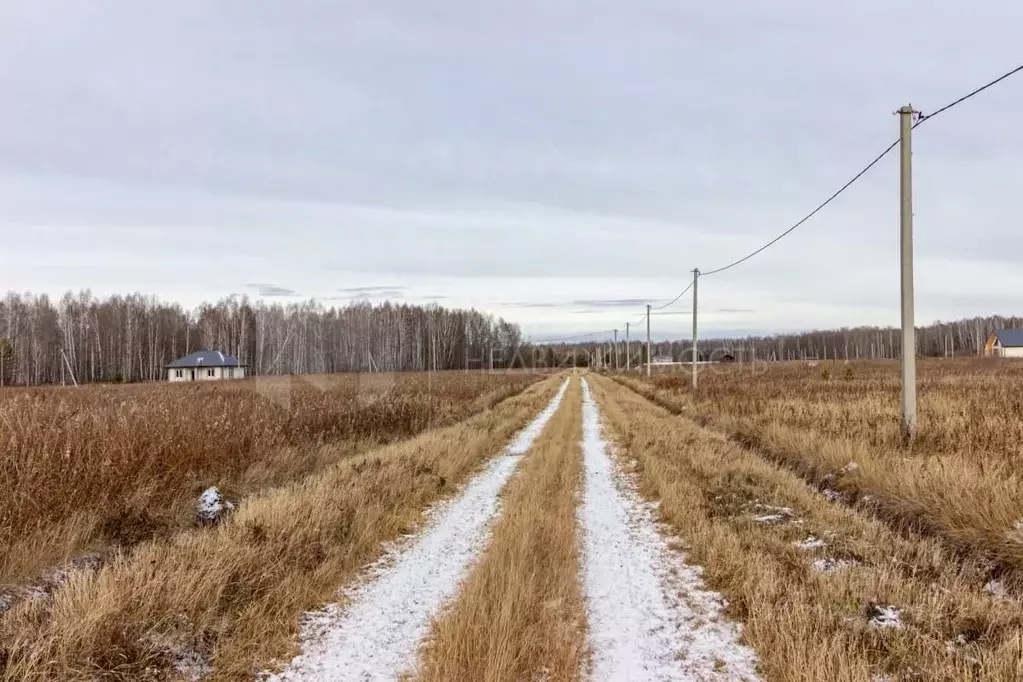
[597,369,1023,680]
[0,373,538,592]
[4,361,1023,681]
[622,358,1023,594]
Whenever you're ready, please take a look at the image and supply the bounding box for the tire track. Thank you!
[267,378,570,681]
[578,378,760,682]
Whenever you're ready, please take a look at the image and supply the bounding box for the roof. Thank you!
[165,350,246,368]
[994,329,1023,348]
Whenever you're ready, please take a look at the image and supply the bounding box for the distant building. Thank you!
[985,330,1023,358]
[652,354,674,364]
[165,350,246,382]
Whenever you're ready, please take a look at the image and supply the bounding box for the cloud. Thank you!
[337,286,406,298]
[503,298,652,309]
[337,285,407,294]
[571,298,651,308]
[501,301,563,308]
[246,283,300,297]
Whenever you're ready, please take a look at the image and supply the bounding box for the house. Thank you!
[652,354,674,364]
[165,350,246,382]
[985,329,1023,358]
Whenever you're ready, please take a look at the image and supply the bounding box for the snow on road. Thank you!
[578,378,761,681]
[266,378,570,681]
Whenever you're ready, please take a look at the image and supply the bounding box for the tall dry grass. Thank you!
[589,373,1023,681]
[0,372,536,585]
[622,359,1023,591]
[0,375,564,681]
[419,374,587,682]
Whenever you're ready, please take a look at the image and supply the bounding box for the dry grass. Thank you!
[0,374,559,681]
[619,359,1023,591]
[588,373,1023,681]
[0,372,537,586]
[419,374,587,682]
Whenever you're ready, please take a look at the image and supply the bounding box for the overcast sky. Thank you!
[2,1,1022,340]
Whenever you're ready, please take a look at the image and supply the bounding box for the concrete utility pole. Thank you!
[613,329,619,371]
[898,105,917,440]
[646,304,652,377]
[626,322,631,371]
[691,268,700,390]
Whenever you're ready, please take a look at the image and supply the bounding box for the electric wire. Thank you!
[700,139,900,277]
[915,63,1023,127]
[700,62,1023,278]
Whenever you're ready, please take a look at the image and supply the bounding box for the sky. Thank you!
[2,1,1022,341]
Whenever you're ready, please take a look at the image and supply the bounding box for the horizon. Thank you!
[4,287,1016,346]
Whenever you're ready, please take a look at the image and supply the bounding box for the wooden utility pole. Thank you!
[646,304,651,377]
[692,268,700,390]
[625,322,631,371]
[898,105,917,440]
[613,329,619,371]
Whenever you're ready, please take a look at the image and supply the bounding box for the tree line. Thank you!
[0,291,522,386]
[531,314,1023,367]
[3,290,1018,385]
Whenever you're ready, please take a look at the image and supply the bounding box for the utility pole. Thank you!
[692,268,700,390]
[646,304,651,377]
[626,322,631,371]
[613,329,619,371]
[898,105,917,441]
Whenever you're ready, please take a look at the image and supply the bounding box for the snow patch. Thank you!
[0,553,104,617]
[985,579,1008,599]
[752,514,786,525]
[812,557,859,574]
[822,488,842,502]
[264,379,569,681]
[867,604,903,629]
[577,378,760,681]
[144,628,212,682]
[750,504,798,526]
[196,487,235,525]
[794,536,827,551]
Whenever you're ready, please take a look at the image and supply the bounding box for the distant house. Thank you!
[985,330,1023,358]
[652,354,674,364]
[165,350,246,382]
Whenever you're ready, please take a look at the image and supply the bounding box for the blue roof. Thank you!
[995,329,1023,347]
[165,350,245,368]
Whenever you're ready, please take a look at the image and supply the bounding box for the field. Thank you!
[3,361,1023,680]
[0,373,537,595]
[626,358,1023,591]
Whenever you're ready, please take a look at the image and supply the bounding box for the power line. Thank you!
[632,279,696,323]
[700,138,899,277]
[700,61,1023,278]
[654,280,695,310]
[533,329,614,344]
[915,63,1023,127]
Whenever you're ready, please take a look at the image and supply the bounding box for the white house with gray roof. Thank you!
[985,329,1023,358]
[165,350,246,382]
